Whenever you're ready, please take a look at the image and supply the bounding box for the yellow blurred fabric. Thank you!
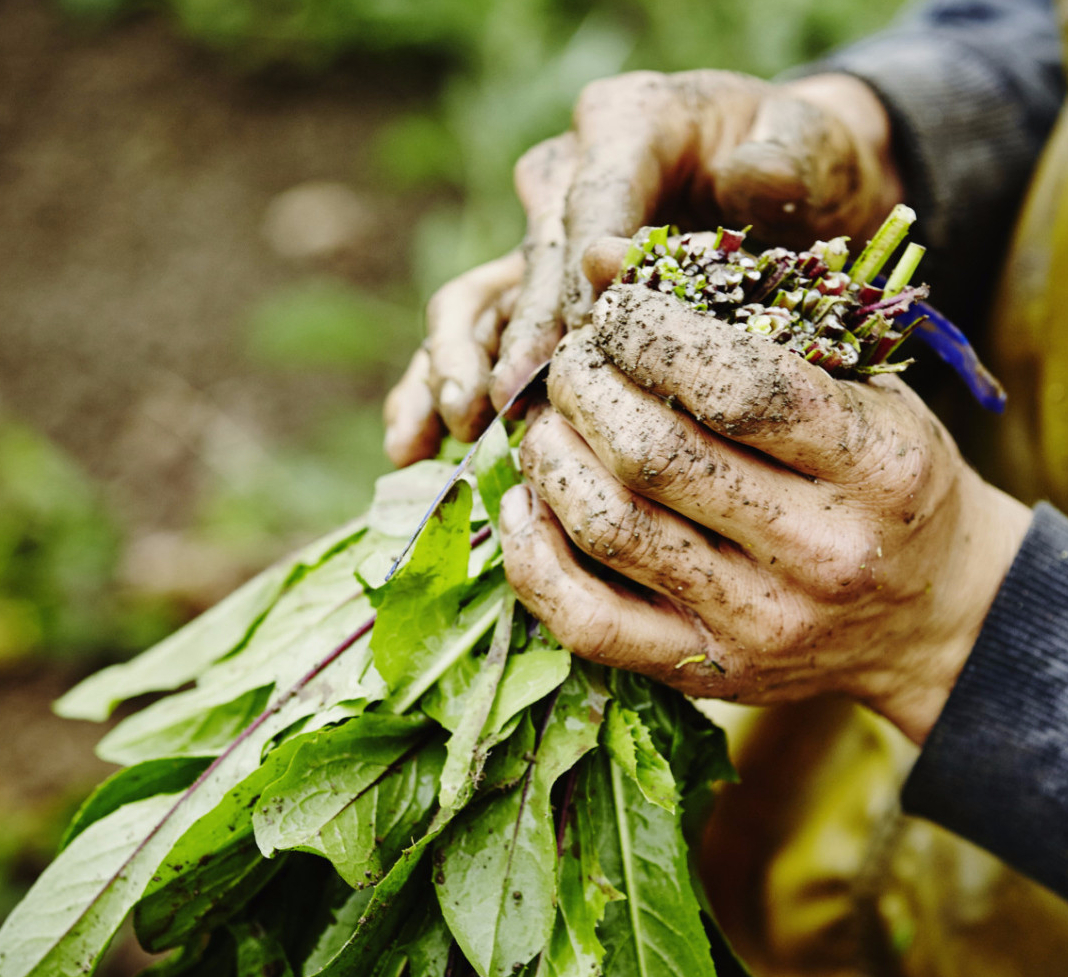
[700,699,1068,977]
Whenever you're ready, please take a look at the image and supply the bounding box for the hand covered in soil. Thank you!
[498,283,1029,745]
[384,70,904,467]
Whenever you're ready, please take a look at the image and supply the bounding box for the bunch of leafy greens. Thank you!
[0,420,740,977]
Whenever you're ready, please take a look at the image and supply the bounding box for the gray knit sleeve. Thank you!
[810,0,1065,328]
[901,503,1068,897]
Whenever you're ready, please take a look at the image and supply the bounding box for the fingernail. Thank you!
[498,484,533,534]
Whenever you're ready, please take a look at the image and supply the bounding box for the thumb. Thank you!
[713,94,871,247]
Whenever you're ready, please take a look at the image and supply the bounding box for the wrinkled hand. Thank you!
[384,70,903,467]
[498,284,1030,745]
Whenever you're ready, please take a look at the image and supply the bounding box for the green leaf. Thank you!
[253,714,443,889]
[134,833,283,953]
[372,481,490,709]
[133,726,325,952]
[231,919,295,977]
[403,903,453,976]
[438,594,515,810]
[303,810,457,977]
[0,791,180,977]
[484,645,571,740]
[54,520,366,721]
[535,773,622,977]
[603,701,677,812]
[297,877,374,975]
[0,624,369,977]
[59,757,212,851]
[136,931,234,977]
[422,642,570,741]
[435,665,607,977]
[96,534,382,764]
[610,670,736,791]
[382,574,509,716]
[97,684,274,766]
[367,462,486,539]
[473,420,521,526]
[479,711,537,796]
[582,750,717,977]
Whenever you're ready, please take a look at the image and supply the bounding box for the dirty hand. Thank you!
[498,284,1030,745]
[384,70,903,467]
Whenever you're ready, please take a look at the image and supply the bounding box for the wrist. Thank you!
[875,478,1031,745]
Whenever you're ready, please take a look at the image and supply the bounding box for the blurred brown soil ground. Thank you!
[0,2,433,966]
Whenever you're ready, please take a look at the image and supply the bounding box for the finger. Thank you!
[519,410,775,617]
[489,135,576,410]
[547,328,843,568]
[383,347,446,467]
[593,284,879,478]
[499,484,736,695]
[560,73,684,329]
[713,94,866,246]
[426,250,525,441]
[580,236,630,295]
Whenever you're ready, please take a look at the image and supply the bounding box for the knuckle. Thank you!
[614,417,700,497]
[574,71,666,124]
[803,524,879,601]
[577,494,659,569]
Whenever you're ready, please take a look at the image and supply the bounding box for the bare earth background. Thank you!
[0,4,427,961]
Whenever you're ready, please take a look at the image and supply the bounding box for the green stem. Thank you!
[849,204,916,285]
[883,241,926,297]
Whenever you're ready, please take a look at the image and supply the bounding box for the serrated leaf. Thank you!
[603,701,677,812]
[435,665,607,977]
[610,670,736,791]
[253,714,443,889]
[473,420,521,526]
[582,750,716,977]
[55,520,366,721]
[59,757,212,851]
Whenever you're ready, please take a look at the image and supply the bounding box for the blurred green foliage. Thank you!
[0,418,172,665]
[59,0,908,288]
